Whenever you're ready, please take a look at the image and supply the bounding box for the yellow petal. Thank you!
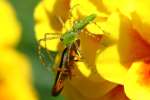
[99,12,120,40]
[63,67,117,100]
[43,0,70,22]
[0,49,37,100]
[103,0,135,18]
[100,85,129,100]
[79,30,102,74]
[96,45,128,84]
[131,0,150,45]
[76,61,91,77]
[97,13,150,84]
[118,13,150,63]
[124,60,150,100]
[34,2,60,51]
[71,0,105,17]
[0,1,21,47]
[102,0,119,12]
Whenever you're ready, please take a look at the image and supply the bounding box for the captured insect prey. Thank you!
[51,39,81,96]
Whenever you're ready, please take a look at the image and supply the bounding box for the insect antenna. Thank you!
[69,4,80,17]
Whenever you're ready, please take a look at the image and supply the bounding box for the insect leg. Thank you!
[72,46,81,62]
[52,67,68,73]
[57,16,71,32]
[43,33,60,48]
[66,4,80,28]
[38,37,59,71]
[91,22,109,35]
[74,40,80,55]
[44,33,61,60]
[38,33,61,70]
[57,16,65,28]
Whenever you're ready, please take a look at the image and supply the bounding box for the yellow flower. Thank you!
[0,1,37,100]
[0,1,21,48]
[34,0,150,100]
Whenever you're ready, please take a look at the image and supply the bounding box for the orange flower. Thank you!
[0,1,37,100]
[34,0,150,100]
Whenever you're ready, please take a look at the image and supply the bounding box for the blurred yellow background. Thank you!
[0,0,64,100]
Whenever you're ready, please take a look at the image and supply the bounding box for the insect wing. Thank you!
[51,48,68,96]
[51,71,65,96]
[38,46,56,70]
